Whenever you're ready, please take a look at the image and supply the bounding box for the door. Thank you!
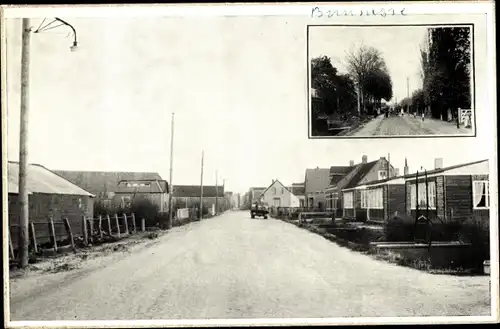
[273,198,281,207]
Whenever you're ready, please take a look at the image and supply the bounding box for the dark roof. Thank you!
[173,185,223,198]
[328,166,356,185]
[305,168,331,194]
[404,159,489,180]
[342,160,379,189]
[53,170,163,194]
[289,186,306,196]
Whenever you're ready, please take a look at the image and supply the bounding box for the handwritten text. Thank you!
[311,7,407,18]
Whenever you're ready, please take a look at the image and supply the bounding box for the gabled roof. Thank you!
[8,162,94,197]
[54,170,163,195]
[342,160,379,189]
[260,180,296,197]
[173,185,223,198]
[343,175,406,191]
[328,166,354,186]
[305,168,331,194]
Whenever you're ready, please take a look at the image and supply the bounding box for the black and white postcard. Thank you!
[1,2,498,328]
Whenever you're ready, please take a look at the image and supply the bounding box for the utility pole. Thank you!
[215,170,219,215]
[167,112,175,229]
[18,18,31,268]
[222,179,226,213]
[199,150,204,220]
[387,153,391,178]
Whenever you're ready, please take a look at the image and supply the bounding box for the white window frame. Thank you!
[410,181,437,209]
[343,192,354,209]
[273,187,276,195]
[473,180,490,209]
[281,188,284,195]
[378,170,388,181]
[361,190,368,209]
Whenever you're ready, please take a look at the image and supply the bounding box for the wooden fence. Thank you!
[9,212,145,261]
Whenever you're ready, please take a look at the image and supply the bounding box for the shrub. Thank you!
[457,221,490,269]
[130,198,160,227]
[384,214,416,242]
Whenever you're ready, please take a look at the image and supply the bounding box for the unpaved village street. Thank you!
[9,211,491,321]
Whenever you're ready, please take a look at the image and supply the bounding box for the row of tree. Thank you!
[399,27,471,120]
[311,45,393,118]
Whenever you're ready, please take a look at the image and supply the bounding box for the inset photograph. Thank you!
[308,25,475,138]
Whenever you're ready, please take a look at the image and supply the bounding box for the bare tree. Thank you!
[345,44,389,115]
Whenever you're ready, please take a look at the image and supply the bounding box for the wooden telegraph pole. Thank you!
[199,150,204,220]
[167,113,175,229]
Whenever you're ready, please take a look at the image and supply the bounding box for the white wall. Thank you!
[261,180,300,207]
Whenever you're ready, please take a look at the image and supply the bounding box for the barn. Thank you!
[8,162,95,249]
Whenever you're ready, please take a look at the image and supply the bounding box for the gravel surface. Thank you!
[9,211,491,321]
[351,115,472,136]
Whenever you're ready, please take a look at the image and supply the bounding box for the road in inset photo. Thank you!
[308,25,474,138]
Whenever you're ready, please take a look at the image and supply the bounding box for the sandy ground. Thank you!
[9,211,491,321]
[351,115,471,136]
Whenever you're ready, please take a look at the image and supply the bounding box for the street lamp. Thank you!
[17,17,78,268]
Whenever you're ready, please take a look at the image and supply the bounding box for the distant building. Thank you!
[173,185,224,213]
[304,167,331,210]
[259,180,301,208]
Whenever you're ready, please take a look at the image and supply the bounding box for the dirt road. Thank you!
[9,211,491,320]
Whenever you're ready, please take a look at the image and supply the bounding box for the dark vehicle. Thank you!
[250,203,269,219]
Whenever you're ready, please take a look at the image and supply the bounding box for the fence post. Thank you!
[30,222,38,254]
[98,215,103,240]
[48,216,58,253]
[106,214,112,236]
[123,213,129,235]
[114,213,121,238]
[131,213,137,233]
[63,217,76,252]
[87,218,94,244]
[82,215,88,246]
[8,230,15,260]
[141,218,146,232]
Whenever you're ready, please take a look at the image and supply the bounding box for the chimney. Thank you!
[434,158,443,169]
[403,157,409,176]
[349,160,355,166]
[362,155,368,164]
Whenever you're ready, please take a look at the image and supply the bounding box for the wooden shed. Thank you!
[8,162,95,249]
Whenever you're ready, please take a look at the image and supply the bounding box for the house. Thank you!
[259,180,301,208]
[342,176,406,223]
[289,182,306,207]
[404,158,490,226]
[172,185,224,213]
[304,167,331,209]
[8,162,95,248]
[333,155,398,220]
[247,187,267,205]
[114,179,169,212]
[54,170,167,211]
[325,163,356,212]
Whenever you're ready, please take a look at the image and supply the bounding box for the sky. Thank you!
[5,16,492,195]
[308,26,427,104]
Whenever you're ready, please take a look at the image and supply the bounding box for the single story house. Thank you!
[342,176,406,223]
[304,167,331,209]
[259,179,301,208]
[8,162,94,248]
[404,159,490,226]
[53,170,167,212]
[333,155,398,220]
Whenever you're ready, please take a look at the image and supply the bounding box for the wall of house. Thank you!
[471,174,490,227]
[386,184,406,220]
[306,192,327,209]
[261,183,299,207]
[111,193,169,213]
[405,177,438,222]
[444,175,475,223]
[9,193,93,248]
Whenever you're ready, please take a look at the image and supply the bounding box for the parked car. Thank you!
[250,203,269,219]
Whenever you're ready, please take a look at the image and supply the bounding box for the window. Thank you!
[273,187,276,195]
[378,171,388,180]
[473,181,490,209]
[343,192,354,209]
[361,190,368,209]
[281,188,284,195]
[410,181,436,209]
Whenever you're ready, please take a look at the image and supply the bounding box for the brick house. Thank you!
[404,159,490,226]
[330,155,398,220]
[8,162,94,248]
[289,183,306,207]
[53,170,168,212]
